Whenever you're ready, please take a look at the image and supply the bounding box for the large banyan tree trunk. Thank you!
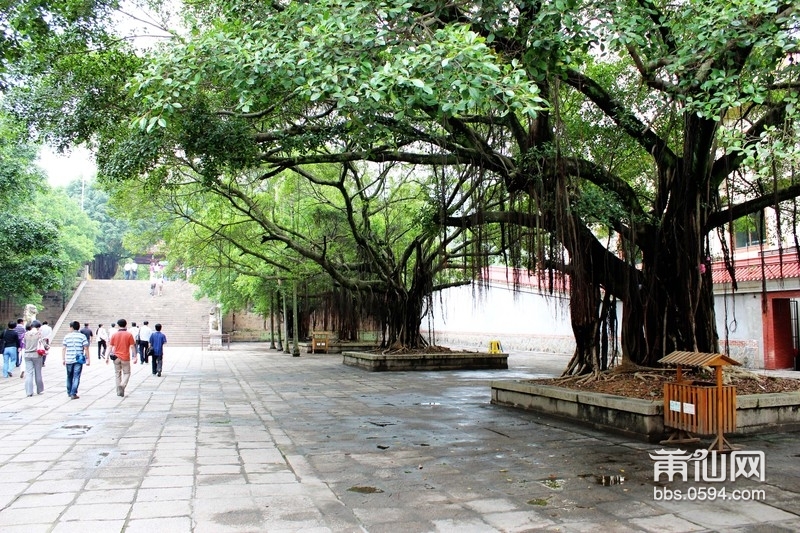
[380,242,431,349]
[622,119,720,365]
[380,288,428,349]
[637,194,719,365]
[90,253,119,279]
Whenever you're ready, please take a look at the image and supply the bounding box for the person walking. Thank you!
[129,322,140,363]
[80,323,94,354]
[107,318,137,397]
[2,321,20,377]
[23,320,45,396]
[62,321,89,399]
[138,321,151,364]
[39,321,52,367]
[14,318,25,368]
[149,323,167,377]
[96,324,109,359]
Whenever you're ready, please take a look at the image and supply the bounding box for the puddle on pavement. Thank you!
[540,477,566,490]
[527,498,549,506]
[596,475,625,486]
[578,472,625,486]
[63,424,91,432]
[348,486,384,494]
[51,424,92,438]
[94,451,110,467]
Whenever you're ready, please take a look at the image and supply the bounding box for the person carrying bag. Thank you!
[23,321,45,396]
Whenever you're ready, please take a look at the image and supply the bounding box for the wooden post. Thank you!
[716,365,723,451]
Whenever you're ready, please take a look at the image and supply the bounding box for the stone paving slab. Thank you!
[0,344,797,532]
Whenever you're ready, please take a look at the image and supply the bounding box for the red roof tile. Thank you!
[481,266,570,291]
[712,251,800,284]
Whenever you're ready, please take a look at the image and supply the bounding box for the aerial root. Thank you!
[634,372,666,381]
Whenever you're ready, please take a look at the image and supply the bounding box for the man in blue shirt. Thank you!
[149,323,167,377]
[62,321,89,399]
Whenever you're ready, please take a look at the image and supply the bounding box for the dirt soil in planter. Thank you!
[528,370,800,400]
[367,345,460,354]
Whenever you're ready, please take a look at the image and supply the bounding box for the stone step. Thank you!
[51,279,215,347]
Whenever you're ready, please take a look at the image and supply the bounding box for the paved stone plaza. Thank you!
[0,344,798,532]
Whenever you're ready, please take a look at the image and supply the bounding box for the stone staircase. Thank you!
[50,279,215,347]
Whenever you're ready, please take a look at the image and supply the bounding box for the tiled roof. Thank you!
[712,251,800,284]
[480,251,800,289]
[482,265,570,290]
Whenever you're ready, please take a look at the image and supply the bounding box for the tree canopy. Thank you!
[0,112,96,302]
[5,0,800,365]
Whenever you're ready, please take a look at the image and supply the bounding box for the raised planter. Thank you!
[491,381,800,443]
[343,351,509,371]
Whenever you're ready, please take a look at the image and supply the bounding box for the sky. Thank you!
[37,145,97,188]
[35,2,176,189]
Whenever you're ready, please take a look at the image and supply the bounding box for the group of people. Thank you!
[1,317,167,400]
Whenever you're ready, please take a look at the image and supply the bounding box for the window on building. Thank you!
[734,212,765,248]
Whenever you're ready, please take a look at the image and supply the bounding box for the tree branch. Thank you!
[565,68,678,169]
[705,182,800,231]
[709,104,788,189]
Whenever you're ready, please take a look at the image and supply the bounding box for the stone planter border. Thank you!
[491,381,800,443]
[342,351,509,371]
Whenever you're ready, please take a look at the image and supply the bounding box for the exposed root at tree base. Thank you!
[529,368,800,400]
[374,345,456,355]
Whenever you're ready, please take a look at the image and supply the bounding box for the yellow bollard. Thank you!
[488,340,503,354]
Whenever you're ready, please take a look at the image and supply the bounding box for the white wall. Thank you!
[714,291,763,368]
[427,282,577,353]
[429,279,771,368]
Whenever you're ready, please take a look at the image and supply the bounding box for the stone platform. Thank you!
[342,350,509,371]
[491,380,800,443]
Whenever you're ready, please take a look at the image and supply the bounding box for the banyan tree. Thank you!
[11,0,800,369]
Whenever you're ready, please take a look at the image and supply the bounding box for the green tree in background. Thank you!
[34,187,97,281]
[1,0,120,89]
[0,111,72,304]
[103,153,482,347]
[64,179,130,279]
